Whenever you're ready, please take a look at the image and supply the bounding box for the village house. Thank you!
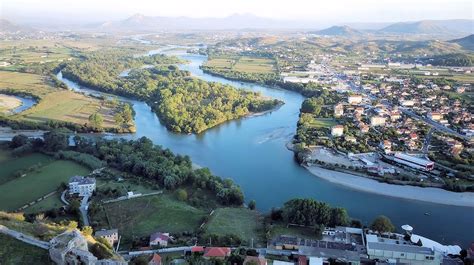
[348,94,363,105]
[203,247,231,260]
[68,176,96,197]
[95,229,119,247]
[428,112,443,121]
[149,232,171,247]
[331,125,344,137]
[370,116,386,127]
[149,254,162,265]
[334,103,344,117]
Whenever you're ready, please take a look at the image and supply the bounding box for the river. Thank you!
[56,51,473,247]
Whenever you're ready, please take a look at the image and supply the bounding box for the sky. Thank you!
[1,0,473,24]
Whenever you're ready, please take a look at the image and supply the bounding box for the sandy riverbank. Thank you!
[0,94,22,112]
[305,165,474,207]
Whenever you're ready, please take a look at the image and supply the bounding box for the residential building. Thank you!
[95,229,119,246]
[203,247,231,260]
[428,112,442,121]
[149,232,171,247]
[331,125,344,137]
[348,94,363,105]
[68,176,96,197]
[334,103,344,117]
[149,254,162,265]
[370,116,386,127]
[366,234,442,264]
[392,153,434,171]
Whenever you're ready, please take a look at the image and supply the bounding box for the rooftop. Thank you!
[95,229,118,237]
[69,175,96,185]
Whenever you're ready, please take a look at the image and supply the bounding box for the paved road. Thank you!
[61,190,70,205]
[422,128,435,154]
[80,195,90,226]
[0,225,50,250]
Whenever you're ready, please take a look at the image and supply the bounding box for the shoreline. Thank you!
[304,165,474,207]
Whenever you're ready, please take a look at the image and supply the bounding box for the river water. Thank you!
[57,52,473,247]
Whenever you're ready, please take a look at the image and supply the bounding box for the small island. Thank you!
[61,49,282,134]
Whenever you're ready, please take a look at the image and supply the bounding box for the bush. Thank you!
[90,242,113,260]
[176,189,188,201]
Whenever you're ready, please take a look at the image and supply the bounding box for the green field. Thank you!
[205,207,263,244]
[101,194,207,243]
[309,118,337,128]
[24,193,64,214]
[0,153,53,185]
[0,71,119,129]
[0,154,90,211]
[205,55,276,74]
[0,234,53,265]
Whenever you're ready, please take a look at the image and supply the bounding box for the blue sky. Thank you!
[2,0,472,24]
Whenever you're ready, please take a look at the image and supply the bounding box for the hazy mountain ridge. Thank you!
[311,25,361,36]
[378,20,473,34]
[0,19,35,33]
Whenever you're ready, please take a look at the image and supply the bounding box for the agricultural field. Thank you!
[205,55,277,74]
[308,118,337,128]
[0,71,118,129]
[0,94,22,113]
[97,194,207,244]
[0,234,53,265]
[0,152,90,211]
[24,193,64,214]
[204,207,263,244]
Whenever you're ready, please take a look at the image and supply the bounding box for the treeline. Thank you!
[9,133,245,206]
[427,53,473,67]
[61,50,280,133]
[73,135,244,205]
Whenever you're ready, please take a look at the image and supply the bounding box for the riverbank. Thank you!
[305,165,474,207]
[0,94,22,113]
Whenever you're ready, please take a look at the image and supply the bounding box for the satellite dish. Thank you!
[401,224,413,232]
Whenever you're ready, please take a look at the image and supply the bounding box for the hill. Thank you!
[311,25,361,36]
[96,13,294,31]
[0,19,33,33]
[450,34,474,51]
[379,20,473,35]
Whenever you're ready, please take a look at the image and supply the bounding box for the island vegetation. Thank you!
[61,50,281,133]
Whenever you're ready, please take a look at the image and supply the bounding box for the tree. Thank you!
[43,131,68,152]
[82,226,93,236]
[330,208,350,227]
[89,113,104,128]
[122,104,133,123]
[176,189,188,201]
[248,200,256,210]
[90,242,113,259]
[370,215,395,233]
[10,134,29,148]
[301,97,324,115]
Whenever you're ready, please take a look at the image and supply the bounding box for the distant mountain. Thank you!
[379,20,473,35]
[0,19,32,32]
[311,25,361,36]
[95,13,302,31]
[450,34,474,51]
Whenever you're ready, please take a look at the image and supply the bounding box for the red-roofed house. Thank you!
[149,232,171,247]
[203,247,231,260]
[149,254,162,265]
[191,246,205,253]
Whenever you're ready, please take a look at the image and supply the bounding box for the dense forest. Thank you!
[61,50,281,133]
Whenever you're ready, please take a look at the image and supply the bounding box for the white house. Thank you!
[331,125,344,137]
[149,232,171,247]
[370,116,386,127]
[69,176,96,196]
[348,95,363,105]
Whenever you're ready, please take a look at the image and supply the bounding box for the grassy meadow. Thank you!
[204,207,263,244]
[97,194,207,244]
[0,234,53,265]
[205,55,277,74]
[0,151,90,211]
[0,71,118,129]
